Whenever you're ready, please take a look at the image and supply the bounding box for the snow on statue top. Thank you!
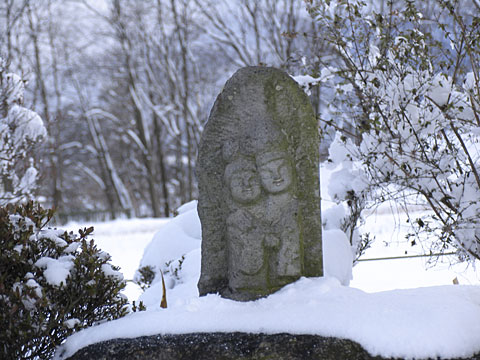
[197,66,322,301]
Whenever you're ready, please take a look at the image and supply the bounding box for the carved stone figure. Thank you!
[197,66,322,301]
[224,156,267,291]
[256,149,300,280]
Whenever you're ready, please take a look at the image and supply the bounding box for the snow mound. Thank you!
[139,248,201,308]
[137,200,201,273]
[323,229,353,286]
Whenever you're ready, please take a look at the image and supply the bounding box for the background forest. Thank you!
[0,0,329,221]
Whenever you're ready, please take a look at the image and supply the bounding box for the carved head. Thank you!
[256,150,292,194]
[224,157,262,205]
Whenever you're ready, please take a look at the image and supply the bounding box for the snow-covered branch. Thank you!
[0,58,46,205]
[310,0,480,261]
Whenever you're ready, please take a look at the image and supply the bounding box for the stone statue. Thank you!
[255,149,300,279]
[197,66,322,301]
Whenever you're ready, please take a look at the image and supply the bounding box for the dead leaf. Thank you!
[160,270,167,309]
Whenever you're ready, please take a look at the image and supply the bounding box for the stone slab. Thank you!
[65,333,480,360]
[197,66,322,301]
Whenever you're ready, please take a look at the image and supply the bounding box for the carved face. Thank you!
[225,159,262,204]
[229,170,262,204]
[257,153,292,194]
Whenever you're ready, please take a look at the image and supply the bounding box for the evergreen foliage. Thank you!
[0,202,129,359]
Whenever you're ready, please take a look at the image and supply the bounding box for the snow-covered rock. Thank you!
[54,276,480,360]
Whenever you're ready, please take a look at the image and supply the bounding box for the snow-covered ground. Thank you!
[55,165,480,360]
[352,207,480,293]
[56,202,480,360]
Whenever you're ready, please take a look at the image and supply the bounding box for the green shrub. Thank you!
[134,265,156,291]
[0,202,129,359]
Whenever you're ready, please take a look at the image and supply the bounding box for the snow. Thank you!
[64,319,81,329]
[464,72,476,92]
[8,104,47,142]
[322,203,346,230]
[176,199,198,214]
[37,228,69,247]
[327,132,350,165]
[323,229,353,286]
[5,73,24,105]
[35,255,75,286]
[64,242,80,254]
[25,278,42,299]
[18,165,38,193]
[427,74,453,106]
[54,172,480,360]
[292,71,336,95]
[136,202,201,279]
[350,208,480,293]
[326,132,368,201]
[291,74,321,92]
[55,276,480,360]
[139,248,201,308]
[101,264,124,280]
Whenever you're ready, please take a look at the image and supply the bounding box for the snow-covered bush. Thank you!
[308,0,480,262]
[0,202,128,359]
[0,58,46,205]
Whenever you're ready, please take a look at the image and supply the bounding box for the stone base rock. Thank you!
[66,333,480,360]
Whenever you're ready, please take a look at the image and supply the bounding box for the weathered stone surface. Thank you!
[65,333,480,360]
[197,66,322,301]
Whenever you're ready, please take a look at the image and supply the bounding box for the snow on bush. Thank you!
[0,202,129,359]
[0,58,46,205]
